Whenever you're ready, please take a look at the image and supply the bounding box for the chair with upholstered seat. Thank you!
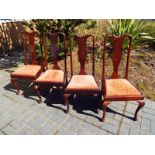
[101,34,145,122]
[34,32,67,103]
[10,31,43,97]
[64,35,101,113]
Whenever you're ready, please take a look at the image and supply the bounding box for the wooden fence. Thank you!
[0,21,26,56]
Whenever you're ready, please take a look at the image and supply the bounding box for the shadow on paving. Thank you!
[69,94,100,120]
[0,52,24,70]
[3,80,39,102]
[106,107,135,121]
[3,80,134,121]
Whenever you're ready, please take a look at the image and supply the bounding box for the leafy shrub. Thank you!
[106,19,155,48]
[141,20,155,49]
[23,19,91,59]
[24,19,89,38]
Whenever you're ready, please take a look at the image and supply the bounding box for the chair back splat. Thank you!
[69,35,95,76]
[103,34,132,80]
[21,31,42,65]
[43,32,67,72]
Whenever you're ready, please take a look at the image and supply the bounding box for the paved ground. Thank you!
[0,54,155,135]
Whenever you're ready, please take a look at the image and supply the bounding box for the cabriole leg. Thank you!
[63,94,70,113]
[96,94,102,114]
[11,78,20,95]
[101,101,110,122]
[134,101,145,121]
[34,85,42,103]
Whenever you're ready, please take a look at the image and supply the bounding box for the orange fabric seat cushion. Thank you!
[11,65,42,79]
[105,79,142,98]
[35,69,64,84]
[65,75,100,93]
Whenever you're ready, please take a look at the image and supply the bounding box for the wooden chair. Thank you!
[101,34,145,122]
[64,35,101,113]
[10,31,43,96]
[34,32,67,103]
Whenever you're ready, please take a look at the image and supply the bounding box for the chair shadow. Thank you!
[3,80,41,103]
[105,107,135,121]
[3,80,65,109]
[3,69,14,74]
[68,94,134,121]
[43,89,66,112]
[43,92,102,120]
[68,94,101,120]
[3,81,134,121]
[0,52,25,70]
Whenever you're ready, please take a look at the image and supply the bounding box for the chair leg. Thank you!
[134,101,145,121]
[101,101,110,122]
[33,85,42,104]
[96,94,102,114]
[96,106,99,114]
[63,94,70,113]
[11,78,20,95]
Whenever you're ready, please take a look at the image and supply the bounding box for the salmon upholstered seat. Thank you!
[105,79,142,100]
[11,65,42,79]
[35,69,64,85]
[65,75,100,93]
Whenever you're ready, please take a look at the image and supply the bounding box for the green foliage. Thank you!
[141,20,155,37]
[24,19,89,38]
[74,20,97,35]
[140,20,155,48]
[81,20,97,29]
[107,19,143,36]
[23,19,94,59]
[106,19,155,48]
